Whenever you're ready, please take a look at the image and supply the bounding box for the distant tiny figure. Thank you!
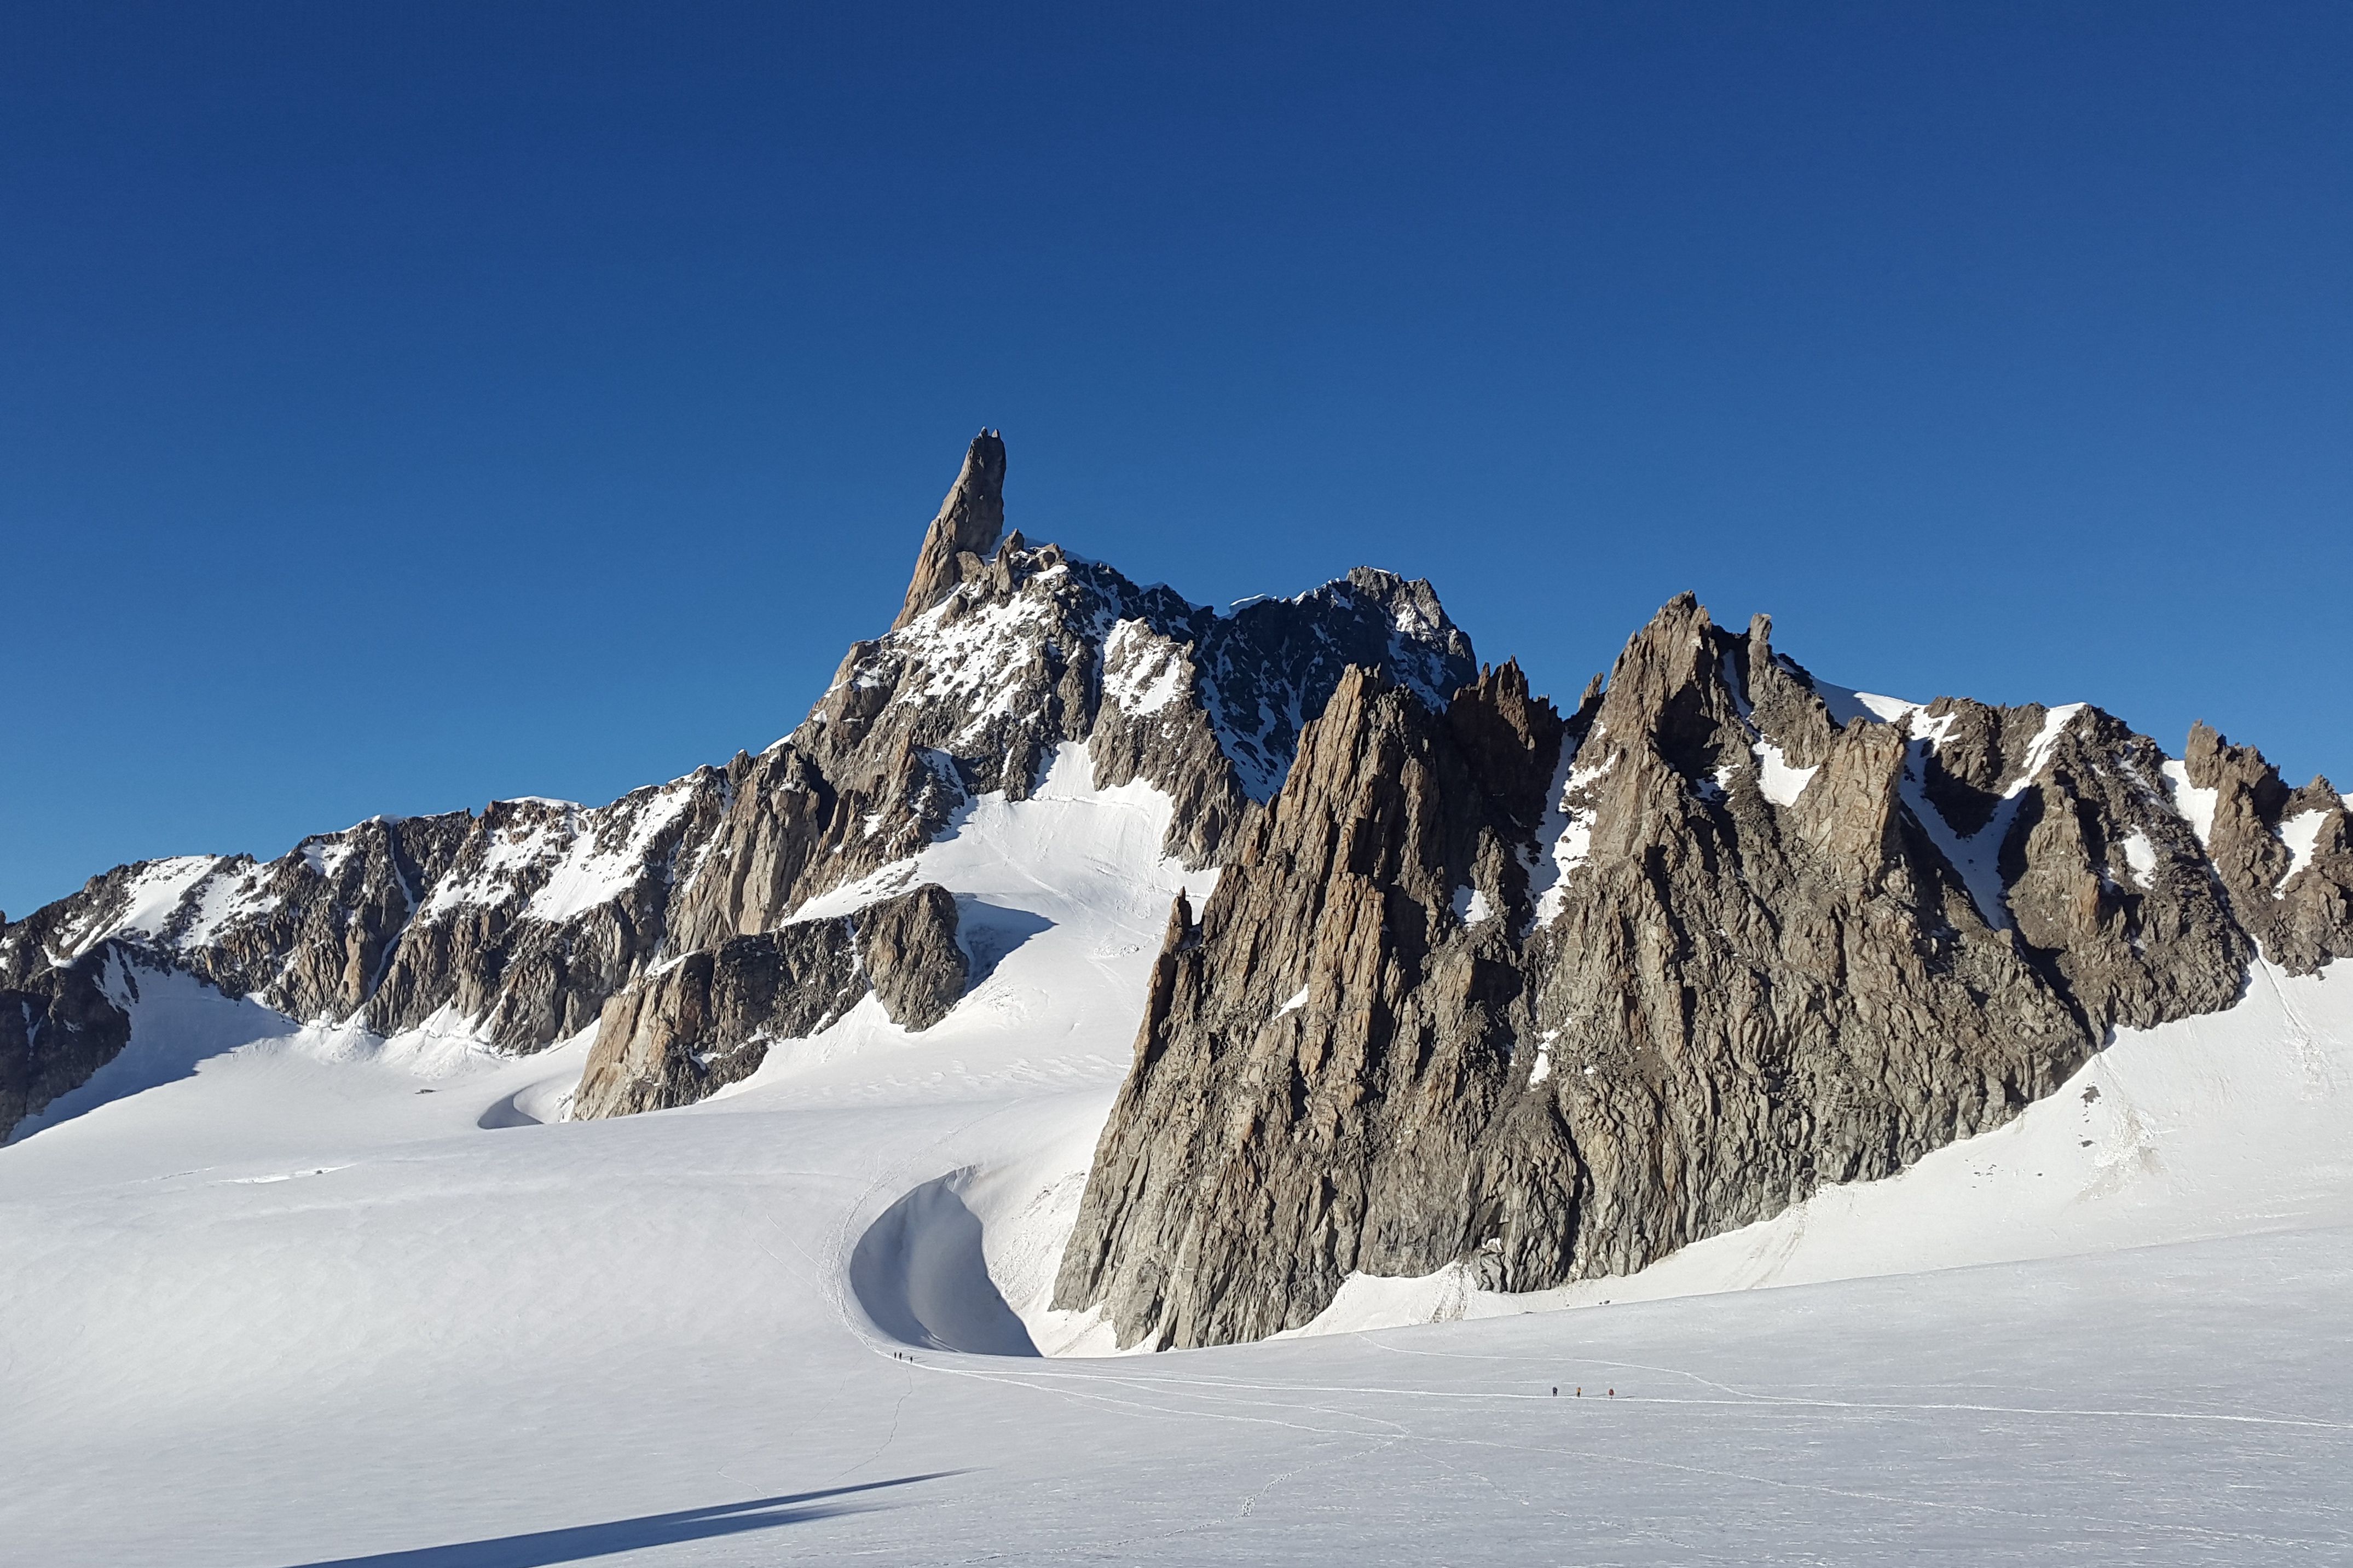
[1608,1388,1615,1397]
[1551,1387,1557,1396]
[1576,1387,1582,1397]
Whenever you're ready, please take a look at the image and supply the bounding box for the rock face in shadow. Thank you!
[1056,598,2353,1350]
[1,942,134,1139]
[0,433,1473,1139]
[570,883,967,1119]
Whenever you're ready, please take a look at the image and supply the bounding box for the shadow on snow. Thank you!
[273,1473,961,1566]
[953,896,1053,991]
[851,1174,1042,1356]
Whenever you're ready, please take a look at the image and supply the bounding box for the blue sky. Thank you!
[4,3,2349,917]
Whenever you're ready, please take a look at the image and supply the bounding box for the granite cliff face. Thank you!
[1,433,1473,1138]
[1054,597,2353,1349]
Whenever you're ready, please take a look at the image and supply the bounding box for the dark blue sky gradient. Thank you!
[5,3,2349,915]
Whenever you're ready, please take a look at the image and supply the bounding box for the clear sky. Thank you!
[4,3,2349,917]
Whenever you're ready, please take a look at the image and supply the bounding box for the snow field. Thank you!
[3,743,2350,1563]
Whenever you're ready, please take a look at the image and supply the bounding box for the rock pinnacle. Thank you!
[894,429,1008,629]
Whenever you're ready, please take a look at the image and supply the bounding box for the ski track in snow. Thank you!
[4,747,2351,1564]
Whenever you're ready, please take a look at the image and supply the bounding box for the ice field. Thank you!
[5,756,2350,1565]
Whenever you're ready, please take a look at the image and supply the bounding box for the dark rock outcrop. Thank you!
[571,883,968,1119]
[1,942,135,1137]
[1056,597,2348,1349]
[2183,721,2353,975]
[858,883,968,1031]
[570,919,866,1121]
[1055,663,1571,1347]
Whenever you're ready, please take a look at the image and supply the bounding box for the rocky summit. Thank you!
[7,436,2349,1354]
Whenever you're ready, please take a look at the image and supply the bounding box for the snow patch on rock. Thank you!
[2163,759,2219,847]
[1810,679,1923,728]
[69,857,219,957]
[523,783,697,923]
[1753,739,1819,807]
[1527,738,1610,928]
[2276,809,2328,896]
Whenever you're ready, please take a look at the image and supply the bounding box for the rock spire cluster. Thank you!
[1053,599,2351,1347]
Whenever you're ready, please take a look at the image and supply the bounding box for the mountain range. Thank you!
[7,432,2348,1353]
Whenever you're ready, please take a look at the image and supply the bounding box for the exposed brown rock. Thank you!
[572,919,865,1121]
[894,430,1008,630]
[856,882,968,1032]
[2184,721,2353,975]
[572,883,968,1119]
[1057,595,2305,1350]
[1055,663,1565,1347]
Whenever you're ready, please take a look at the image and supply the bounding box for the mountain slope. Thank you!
[2,826,2348,1565]
[1,434,1475,1141]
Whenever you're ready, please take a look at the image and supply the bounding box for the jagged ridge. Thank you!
[1054,595,2353,1349]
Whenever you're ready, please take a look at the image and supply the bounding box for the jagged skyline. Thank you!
[8,7,2353,917]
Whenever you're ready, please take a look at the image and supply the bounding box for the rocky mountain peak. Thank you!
[894,429,1009,630]
[2176,719,2353,973]
[1584,593,1746,782]
[1055,587,2353,1349]
[1442,661,1565,834]
[4,433,1479,1141]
